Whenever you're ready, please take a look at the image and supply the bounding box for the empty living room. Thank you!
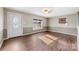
[0,7,79,51]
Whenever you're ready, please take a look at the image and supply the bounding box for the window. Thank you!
[33,19,42,30]
[13,17,19,28]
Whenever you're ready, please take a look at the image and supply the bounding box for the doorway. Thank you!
[7,12,23,38]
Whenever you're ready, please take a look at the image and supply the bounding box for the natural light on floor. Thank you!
[39,34,58,45]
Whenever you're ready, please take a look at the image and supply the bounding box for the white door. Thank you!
[7,12,23,38]
[0,8,3,48]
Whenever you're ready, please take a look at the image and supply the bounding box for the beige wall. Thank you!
[48,14,78,36]
[48,14,78,28]
[4,8,47,28]
[3,8,78,38]
[22,13,47,28]
[0,7,4,48]
[22,12,47,35]
[3,8,47,38]
[77,12,79,50]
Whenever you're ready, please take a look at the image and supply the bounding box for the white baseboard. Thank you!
[0,40,4,48]
[49,30,77,36]
[4,29,76,41]
[4,30,47,40]
[20,30,47,38]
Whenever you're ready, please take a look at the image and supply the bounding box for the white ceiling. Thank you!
[6,7,79,18]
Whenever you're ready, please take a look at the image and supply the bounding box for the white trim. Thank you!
[49,30,77,36]
[0,40,4,48]
[7,12,23,38]
[4,30,47,40]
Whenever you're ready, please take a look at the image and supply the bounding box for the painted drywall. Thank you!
[22,14,47,35]
[48,14,78,36]
[3,8,78,38]
[77,12,79,50]
[0,7,4,48]
[3,8,48,38]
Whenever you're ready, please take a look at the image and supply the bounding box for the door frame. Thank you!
[7,12,23,38]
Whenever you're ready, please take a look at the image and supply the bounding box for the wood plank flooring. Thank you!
[0,31,77,51]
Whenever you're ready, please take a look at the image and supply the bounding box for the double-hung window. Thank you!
[33,19,42,30]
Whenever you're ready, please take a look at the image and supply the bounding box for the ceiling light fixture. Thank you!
[42,8,52,14]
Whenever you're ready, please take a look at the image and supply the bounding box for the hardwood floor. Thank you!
[0,31,77,51]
